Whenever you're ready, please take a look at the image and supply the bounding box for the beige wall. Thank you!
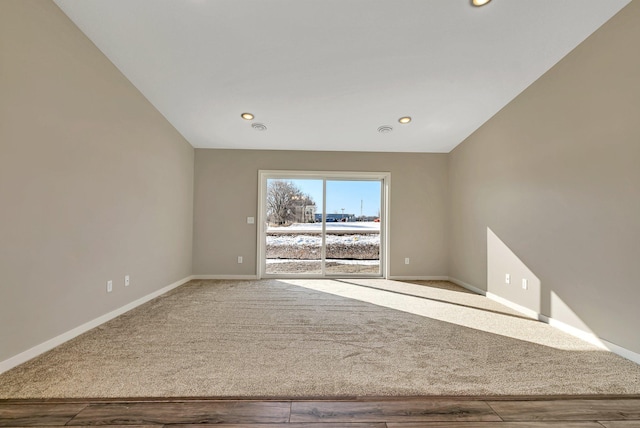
[0,1,194,362]
[193,149,449,277]
[449,1,640,354]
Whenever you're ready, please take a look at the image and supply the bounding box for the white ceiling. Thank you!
[54,0,629,153]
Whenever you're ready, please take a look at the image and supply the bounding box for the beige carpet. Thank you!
[1,279,640,398]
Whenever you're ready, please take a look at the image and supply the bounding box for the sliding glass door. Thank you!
[259,171,388,278]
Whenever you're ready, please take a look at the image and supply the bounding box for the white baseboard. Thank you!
[0,275,193,375]
[4,274,638,374]
[486,292,540,320]
[538,314,607,350]
[601,338,640,365]
[455,279,640,366]
[448,277,487,296]
[192,275,259,280]
[539,315,640,363]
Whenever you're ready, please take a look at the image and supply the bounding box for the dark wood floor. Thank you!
[2,396,640,427]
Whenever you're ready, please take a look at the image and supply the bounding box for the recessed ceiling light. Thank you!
[252,123,267,131]
[241,113,254,120]
[472,0,491,6]
[377,125,393,134]
[398,116,412,124]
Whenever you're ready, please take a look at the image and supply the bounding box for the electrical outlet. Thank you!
[505,274,511,284]
[247,217,255,224]
[106,280,113,293]
[125,275,130,287]
[237,256,243,264]
[522,278,528,290]
[404,257,410,265]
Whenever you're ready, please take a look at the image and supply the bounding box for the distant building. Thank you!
[293,204,316,223]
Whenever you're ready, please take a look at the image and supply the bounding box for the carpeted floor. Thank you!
[1,279,639,398]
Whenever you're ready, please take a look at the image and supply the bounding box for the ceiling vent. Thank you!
[252,123,267,131]
[377,125,393,134]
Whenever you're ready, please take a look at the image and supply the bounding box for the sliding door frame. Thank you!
[257,170,390,279]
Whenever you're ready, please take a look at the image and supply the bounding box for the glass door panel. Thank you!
[324,180,381,275]
[264,178,324,275]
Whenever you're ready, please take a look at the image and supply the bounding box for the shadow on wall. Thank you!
[486,227,605,349]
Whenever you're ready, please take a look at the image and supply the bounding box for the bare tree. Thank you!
[267,180,315,225]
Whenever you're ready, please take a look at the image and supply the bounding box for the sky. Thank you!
[278,179,382,217]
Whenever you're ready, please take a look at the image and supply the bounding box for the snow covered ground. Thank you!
[266,222,380,261]
[267,221,380,233]
[267,233,379,247]
[266,259,379,265]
